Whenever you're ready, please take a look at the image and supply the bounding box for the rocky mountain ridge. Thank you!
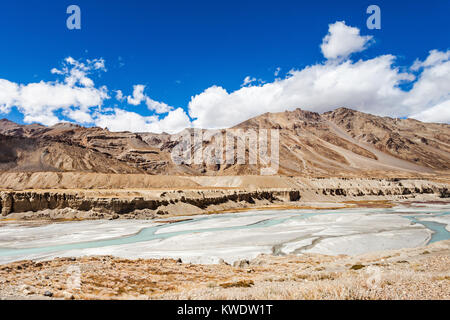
[1,107,449,177]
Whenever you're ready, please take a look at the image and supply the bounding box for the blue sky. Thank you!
[0,0,449,132]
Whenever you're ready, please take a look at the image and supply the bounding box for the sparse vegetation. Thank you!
[0,241,448,300]
[350,264,366,270]
[220,280,254,288]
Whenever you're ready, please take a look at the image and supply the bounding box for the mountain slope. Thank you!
[0,108,449,177]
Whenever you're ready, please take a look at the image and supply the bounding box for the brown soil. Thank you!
[1,241,448,300]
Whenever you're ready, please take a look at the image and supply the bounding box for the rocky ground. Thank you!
[1,240,448,300]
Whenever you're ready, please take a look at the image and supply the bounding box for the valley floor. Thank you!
[0,174,449,300]
[0,240,448,300]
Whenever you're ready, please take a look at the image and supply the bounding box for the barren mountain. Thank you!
[0,108,449,177]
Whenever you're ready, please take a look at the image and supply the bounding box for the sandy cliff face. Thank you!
[0,188,299,217]
[1,107,449,177]
[0,175,448,218]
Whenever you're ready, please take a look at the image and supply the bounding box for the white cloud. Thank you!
[405,50,450,123]
[52,57,106,88]
[188,55,415,128]
[88,58,106,71]
[0,80,19,113]
[274,67,281,77]
[94,107,190,134]
[126,84,174,114]
[153,107,191,133]
[94,108,157,132]
[241,76,265,88]
[115,90,125,101]
[14,82,108,126]
[127,84,146,105]
[411,49,450,71]
[1,21,449,133]
[23,113,61,126]
[411,100,450,123]
[51,68,64,75]
[188,23,449,128]
[321,21,373,60]
[402,50,450,117]
[0,57,182,130]
[242,76,257,87]
[63,108,94,124]
[145,97,173,114]
[0,58,109,126]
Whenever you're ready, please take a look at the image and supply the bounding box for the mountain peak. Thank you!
[0,118,15,123]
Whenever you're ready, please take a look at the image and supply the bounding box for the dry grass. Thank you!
[0,241,449,300]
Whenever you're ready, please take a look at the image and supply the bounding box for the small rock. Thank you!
[218,259,230,266]
[176,258,183,264]
[19,284,31,293]
[350,264,365,270]
[233,259,250,268]
[43,291,53,297]
[63,292,74,300]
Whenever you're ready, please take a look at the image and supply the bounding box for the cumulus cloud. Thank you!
[321,21,373,60]
[115,90,125,102]
[1,21,449,133]
[52,57,106,88]
[411,49,450,71]
[94,107,190,134]
[406,49,450,122]
[0,57,109,126]
[242,76,257,87]
[154,107,192,133]
[188,55,415,128]
[188,22,449,127]
[0,80,19,113]
[63,108,94,124]
[127,84,146,105]
[126,84,174,114]
[145,97,173,114]
[0,57,186,132]
[411,100,450,123]
[274,67,281,77]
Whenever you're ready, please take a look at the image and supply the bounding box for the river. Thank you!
[0,204,448,264]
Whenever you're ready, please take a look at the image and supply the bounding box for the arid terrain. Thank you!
[1,107,450,177]
[0,108,449,300]
[0,240,448,300]
[0,175,449,220]
[0,108,449,220]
